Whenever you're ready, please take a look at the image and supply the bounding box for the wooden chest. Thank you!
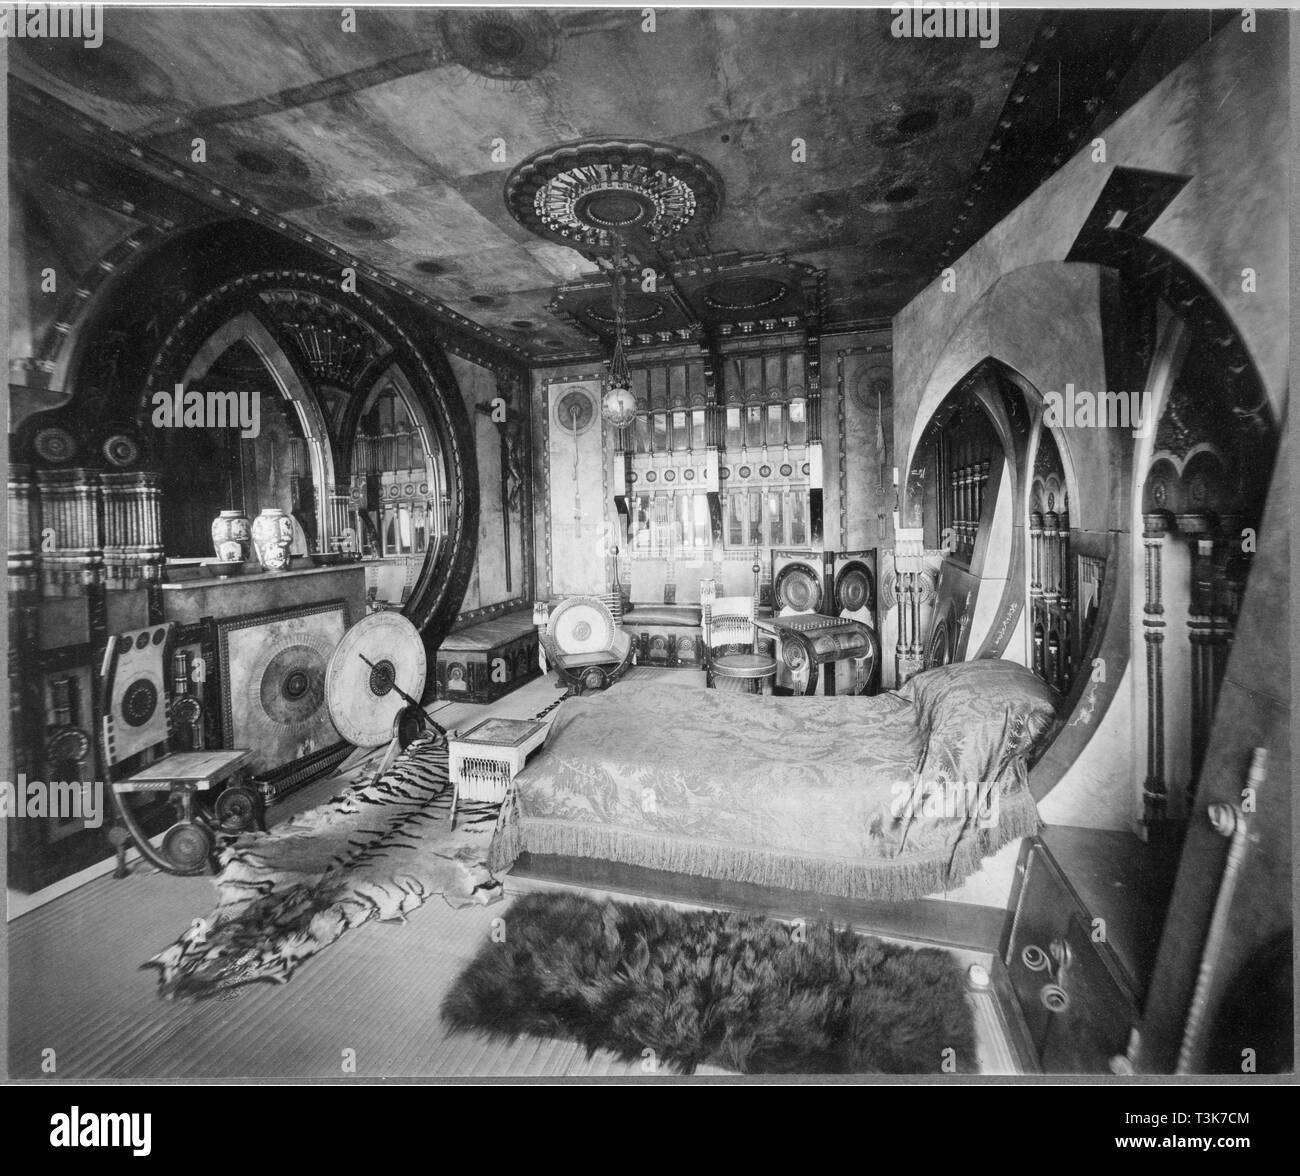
[434,611,540,704]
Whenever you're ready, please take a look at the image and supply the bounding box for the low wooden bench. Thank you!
[620,604,705,668]
[433,609,540,704]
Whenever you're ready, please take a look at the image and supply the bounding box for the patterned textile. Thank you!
[490,669,1047,901]
[148,732,502,999]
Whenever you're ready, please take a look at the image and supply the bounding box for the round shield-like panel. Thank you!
[773,562,823,613]
[835,560,875,614]
[549,596,614,656]
[326,612,428,747]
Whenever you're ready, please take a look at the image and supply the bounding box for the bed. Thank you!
[490,659,1060,901]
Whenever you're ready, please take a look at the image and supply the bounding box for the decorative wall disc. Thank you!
[259,643,329,725]
[835,561,875,613]
[33,427,77,464]
[553,388,596,435]
[774,562,823,613]
[505,139,723,253]
[102,432,142,467]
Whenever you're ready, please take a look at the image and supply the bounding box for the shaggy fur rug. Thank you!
[148,731,503,999]
[441,891,977,1074]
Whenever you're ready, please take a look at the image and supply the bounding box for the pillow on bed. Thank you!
[896,659,1059,787]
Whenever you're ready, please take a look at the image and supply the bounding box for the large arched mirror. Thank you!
[157,324,333,558]
[902,362,1026,678]
[344,365,448,609]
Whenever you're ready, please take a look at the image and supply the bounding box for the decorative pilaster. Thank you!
[7,464,39,600]
[893,527,927,684]
[1141,509,1173,826]
[100,471,163,590]
[36,468,102,597]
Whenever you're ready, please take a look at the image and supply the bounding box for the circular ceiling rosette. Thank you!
[504,139,724,254]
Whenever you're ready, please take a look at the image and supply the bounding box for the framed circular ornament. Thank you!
[553,387,597,436]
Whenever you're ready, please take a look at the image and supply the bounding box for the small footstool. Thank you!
[447,716,548,828]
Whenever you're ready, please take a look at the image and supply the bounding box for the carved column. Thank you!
[1183,520,1215,804]
[1142,510,1174,825]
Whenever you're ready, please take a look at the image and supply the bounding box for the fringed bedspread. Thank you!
[491,663,1053,902]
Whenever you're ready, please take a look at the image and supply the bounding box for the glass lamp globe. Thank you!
[601,383,638,428]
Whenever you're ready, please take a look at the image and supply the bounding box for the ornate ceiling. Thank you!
[10,6,1203,361]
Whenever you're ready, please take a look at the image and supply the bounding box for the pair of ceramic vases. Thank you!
[210,508,293,572]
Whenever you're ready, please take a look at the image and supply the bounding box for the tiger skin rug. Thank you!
[147,730,503,999]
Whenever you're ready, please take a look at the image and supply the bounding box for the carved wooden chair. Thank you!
[701,578,776,694]
[536,595,634,695]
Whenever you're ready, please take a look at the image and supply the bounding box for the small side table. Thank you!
[448,717,548,828]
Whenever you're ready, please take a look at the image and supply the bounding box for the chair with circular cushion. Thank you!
[701,581,776,694]
[537,595,634,695]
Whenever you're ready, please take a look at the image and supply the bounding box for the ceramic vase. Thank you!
[251,507,293,572]
[210,510,251,563]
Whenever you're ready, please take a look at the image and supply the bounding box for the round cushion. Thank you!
[712,652,778,679]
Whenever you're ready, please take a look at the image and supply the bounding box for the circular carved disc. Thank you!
[326,612,427,747]
[259,644,329,724]
[549,597,614,655]
[835,561,875,614]
[121,678,159,727]
[554,388,596,435]
[773,562,822,613]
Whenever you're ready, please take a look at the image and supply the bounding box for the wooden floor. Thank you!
[6,668,1019,1080]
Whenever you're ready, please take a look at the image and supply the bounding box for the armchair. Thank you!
[536,595,634,695]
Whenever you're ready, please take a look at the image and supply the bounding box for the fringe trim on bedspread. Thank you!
[489,786,1041,903]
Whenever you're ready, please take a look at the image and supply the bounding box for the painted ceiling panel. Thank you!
[9,6,1184,355]
[351,68,582,181]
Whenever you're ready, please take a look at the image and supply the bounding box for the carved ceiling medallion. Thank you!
[505,140,723,253]
[701,276,788,311]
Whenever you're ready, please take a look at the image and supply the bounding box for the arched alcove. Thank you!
[17,219,480,653]
[141,268,478,648]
